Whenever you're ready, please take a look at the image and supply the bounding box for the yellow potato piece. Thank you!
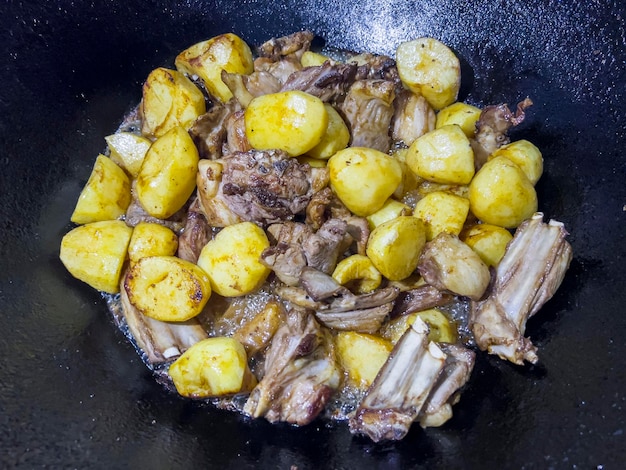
[169,337,257,398]
[436,102,482,138]
[296,155,328,168]
[328,147,403,217]
[469,156,538,228]
[366,198,412,229]
[366,216,426,281]
[127,222,178,264]
[413,190,470,240]
[197,222,270,297]
[125,256,212,322]
[488,139,543,185]
[307,104,350,160]
[136,126,199,219]
[332,254,382,294]
[140,67,206,138]
[175,33,254,103]
[461,223,513,267]
[396,38,461,110]
[380,309,456,344]
[245,91,328,156]
[392,147,422,197]
[335,331,392,389]
[60,220,133,294]
[301,50,331,67]
[105,132,152,178]
[70,155,131,225]
[406,125,475,185]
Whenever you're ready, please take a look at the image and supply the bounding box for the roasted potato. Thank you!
[469,156,538,228]
[332,254,382,294]
[245,91,328,156]
[301,50,331,67]
[60,220,133,294]
[105,132,152,178]
[488,139,543,185]
[175,33,254,103]
[461,223,513,267]
[297,155,328,168]
[197,222,270,297]
[366,216,426,281]
[136,126,199,219]
[380,308,456,344]
[406,124,475,185]
[328,147,403,216]
[392,147,422,197]
[335,331,392,389]
[306,104,350,160]
[140,67,206,138]
[127,222,178,264]
[169,337,257,398]
[436,102,482,138]
[125,256,211,322]
[396,38,461,110]
[70,154,131,225]
[366,198,412,229]
[413,190,470,240]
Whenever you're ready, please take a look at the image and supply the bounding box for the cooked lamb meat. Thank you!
[341,79,396,153]
[221,70,281,108]
[299,266,351,301]
[253,56,303,84]
[223,109,251,155]
[196,159,244,227]
[391,285,454,318]
[281,61,359,102]
[391,89,436,146]
[349,53,400,85]
[471,97,533,169]
[243,306,340,426]
[302,218,348,274]
[220,150,329,226]
[315,303,393,334]
[343,215,370,256]
[348,317,447,442]
[305,187,351,230]
[177,198,211,263]
[189,101,239,160]
[266,221,314,245]
[125,197,187,232]
[257,30,315,61]
[470,213,572,365]
[260,242,308,286]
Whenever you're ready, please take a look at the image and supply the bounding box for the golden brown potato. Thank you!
[380,308,456,344]
[413,190,470,240]
[461,223,513,267]
[197,222,270,297]
[436,102,482,138]
[469,156,538,228]
[136,126,199,219]
[60,220,133,294]
[105,132,152,178]
[335,331,392,389]
[175,33,254,103]
[332,254,382,294]
[366,216,426,281]
[488,139,543,185]
[169,337,257,398]
[125,256,212,322]
[301,50,331,67]
[306,104,350,160]
[127,222,178,264]
[70,155,131,225]
[396,38,461,110]
[328,147,403,216]
[366,198,413,229]
[245,91,328,156]
[140,67,206,138]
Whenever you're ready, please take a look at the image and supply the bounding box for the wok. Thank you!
[2,0,625,467]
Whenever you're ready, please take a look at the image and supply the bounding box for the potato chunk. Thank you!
[406,125,475,185]
[469,156,538,228]
[488,139,543,185]
[60,220,133,294]
[335,331,392,389]
[140,67,206,138]
[197,222,270,297]
[461,223,513,267]
[70,155,131,224]
[105,132,152,178]
[366,216,426,281]
[332,254,382,294]
[125,256,211,322]
[413,190,470,240]
[169,337,257,398]
[136,126,199,219]
[301,50,331,67]
[436,102,482,138]
[329,147,403,217]
[245,91,328,156]
[396,38,461,110]
[366,199,412,229]
[175,33,254,103]
[306,104,350,160]
[127,222,178,264]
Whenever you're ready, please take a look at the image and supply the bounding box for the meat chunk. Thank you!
[302,218,348,274]
[341,79,396,152]
[391,285,454,318]
[221,70,281,108]
[260,242,308,286]
[243,307,340,426]
[189,101,239,160]
[257,30,315,61]
[196,159,244,227]
[305,187,351,230]
[281,61,358,102]
[223,109,251,155]
[470,213,572,365]
[391,89,436,146]
[177,198,211,263]
[350,53,400,85]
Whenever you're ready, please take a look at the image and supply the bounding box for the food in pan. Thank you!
[59,31,573,442]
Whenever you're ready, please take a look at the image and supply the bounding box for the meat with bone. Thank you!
[341,79,396,153]
[221,70,281,108]
[196,159,244,227]
[223,109,251,155]
[391,89,436,146]
[348,317,447,442]
[305,187,351,230]
[177,198,211,263]
[243,306,340,426]
[281,61,359,102]
[470,212,572,365]
[349,53,401,85]
[391,285,454,318]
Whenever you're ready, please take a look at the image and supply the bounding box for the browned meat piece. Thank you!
[471,97,533,169]
[281,61,358,102]
[257,30,315,61]
[343,215,370,256]
[223,110,251,155]
[391,285,454,318]
[125,197,187,233]
[305,187,351,230]
[254,56,302,84]
[196,159,244,227]
[341,79,396,152]
[350,53,400,85]
[391,89,436,145]
[266,221,314,245]
[220,150,329,226]
[243,307,340,426]
[315,303,393,334]
[299,266,350,301]
[189,101,239,160]
[302,218,348,274]
[348,317,447,442]
[418,343,475,428]
[470,213,572,365]
[275,285,325,310]
[260,242,308,286]
[221,70,281,108]
[177,198,211,263]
